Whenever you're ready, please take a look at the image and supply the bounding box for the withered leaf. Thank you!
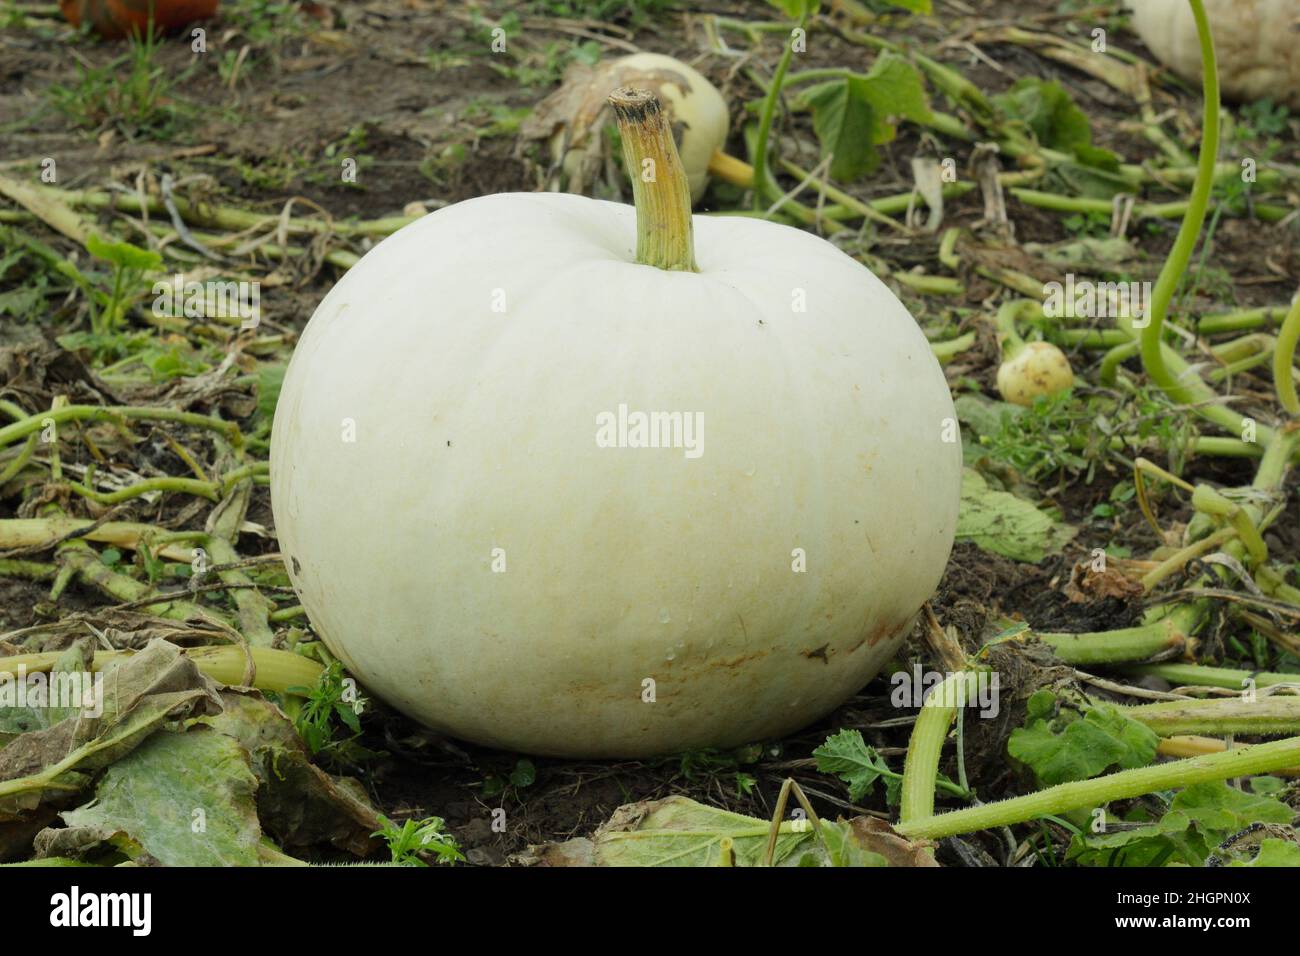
[201,689,380,857]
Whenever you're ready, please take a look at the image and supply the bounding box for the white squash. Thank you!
[520,52,729,204]
[1126,0,1300,108]
[993,302,1074,407]
[997,342,1075,407]
[271,90,962,758]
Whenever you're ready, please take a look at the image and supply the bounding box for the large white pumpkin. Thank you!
[271,95,961,758]
[1127,0,1300,108]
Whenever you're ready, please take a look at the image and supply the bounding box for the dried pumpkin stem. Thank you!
[608,87,698,273]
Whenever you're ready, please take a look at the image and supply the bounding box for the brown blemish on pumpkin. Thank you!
[802,644,831,664]
[703,649,769,671]
[866,616,908,648]
[291,556,301,575]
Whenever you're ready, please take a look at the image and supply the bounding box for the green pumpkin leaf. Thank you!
[201,691,380,856]
[805,820,889,868]
[994,78,1088,151]
[1173,779,1294,832]
[0,640,221,821]
[956,467,1077,562]
[857,52,932,143]
[813,728,892,803]
[526,795,816,867]
[1068,781,1295,867]
[800,77,880,181]
[797,55,931,183]
[993,78,1119,177]
[85,233,162,272]
[1008,690,1158,786]
[953,394,1022,438]
[36,727,264,867]
[1229,839,1300,867]
[256,362,287,423]
[765,0,822,17]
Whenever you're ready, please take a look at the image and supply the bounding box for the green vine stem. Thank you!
[1118,695,1300,737]
[1199,305,1292,336]
[0,558,56,581]
[750,9,809,212]
[775,158,908,231]
[1138,0,1221,413]
[930,332,977,363]
[899,671,979,824]
[66,461,268,506]
[1140,525,1238,590]
[1120,662,1300,691]
[1098,339,1140,384]
[0,644,322,697]
[67,474,220,504]
[607,88,698,273]
[0,517,195,562]
[1008,189,1289,224]
[992,299,1033,355]
[1273,291,1300,415]
[202,535,276,647]
[54,546,215,622]
[1033,612,1197,665]
[0,405,242,451]
[0,434,37,485]
[896,735,1300,840]
[1122,312,1281,446]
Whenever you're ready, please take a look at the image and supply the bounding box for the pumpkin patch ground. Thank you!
[1,0,1299,875]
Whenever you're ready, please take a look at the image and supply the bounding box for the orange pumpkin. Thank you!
[60,0,220,39]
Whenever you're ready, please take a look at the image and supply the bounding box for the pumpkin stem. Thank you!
[608,87,699,273]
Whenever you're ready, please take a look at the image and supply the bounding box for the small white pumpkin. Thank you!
[997,341,1075,407]
[1126,0,1300,108]
[521,52,729,203]
[271,90,961,757]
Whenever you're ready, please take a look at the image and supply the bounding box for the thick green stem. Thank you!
[1139,0,1220,412]
[1120,695,1300,737]
[0,645,322,696]
[897,736,1300,839]
[1035,615,1194,665]
[0,434,37,485]
[52,544,214,622]
[608,88,697,273]
[0,517,194,562]
[203,536,276,647]
[1120,662,1300,691]
[1273,291,1300,415]
[930,332,977,362]
[899,671,979,824]
[993,299,1037,356]
[1199,306,1291,336]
